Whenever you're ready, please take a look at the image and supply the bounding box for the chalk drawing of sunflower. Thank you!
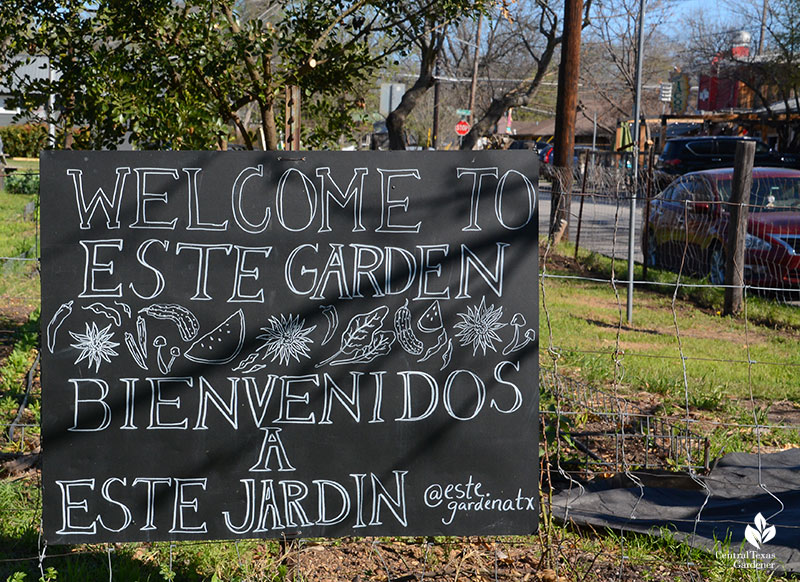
[257,314,317,365]
[454,296,507,356]
[69,321,120,372]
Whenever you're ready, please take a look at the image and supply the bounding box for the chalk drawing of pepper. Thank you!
[124,332,148,370]
[319,305,339,346]
[47,300,73,353]
[82,302,122,327]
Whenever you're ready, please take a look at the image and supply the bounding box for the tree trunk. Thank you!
[386,75,435,150]
[459,41,558,151]
[262,101,278,150]
[459,95,513,150]
[386,36,438,150]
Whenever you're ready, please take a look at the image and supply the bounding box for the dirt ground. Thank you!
[285,535,704,581]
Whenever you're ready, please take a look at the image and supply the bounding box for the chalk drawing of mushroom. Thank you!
[503,313,536,355]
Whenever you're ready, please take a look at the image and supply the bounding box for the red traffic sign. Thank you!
[455,119,470,136]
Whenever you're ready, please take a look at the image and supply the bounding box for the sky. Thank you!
[672,0,745,30]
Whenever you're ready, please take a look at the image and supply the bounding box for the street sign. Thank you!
[455,120,470,136]
[380,83,405,117]
[659,82,672,103]
[456,109,472,117]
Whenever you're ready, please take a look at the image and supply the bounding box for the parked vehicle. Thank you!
[508,139,553,163]
[539,143,554,164]
[643,167,800,289]
[508,139,538,151]
[534,143,593,166]
[656,136,800,175]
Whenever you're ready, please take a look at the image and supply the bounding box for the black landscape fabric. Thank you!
[552,449,800,572]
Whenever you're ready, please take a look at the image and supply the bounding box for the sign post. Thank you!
[380,83,405,117]
[40,151,539,543]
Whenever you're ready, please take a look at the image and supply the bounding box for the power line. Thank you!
[397,73,673,90]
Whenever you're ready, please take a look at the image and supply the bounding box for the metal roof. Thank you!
[0,55,57,94]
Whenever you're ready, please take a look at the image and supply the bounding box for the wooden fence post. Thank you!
[724,141,755,315]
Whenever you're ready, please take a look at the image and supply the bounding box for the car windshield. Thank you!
[716,176,800,211]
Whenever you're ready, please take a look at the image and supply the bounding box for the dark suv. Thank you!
[656,136,799,175]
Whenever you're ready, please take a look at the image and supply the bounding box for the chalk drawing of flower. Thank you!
[745,512,776,550]
[256,314,317,366]
[69,321,120,372]
[454,296,507,356]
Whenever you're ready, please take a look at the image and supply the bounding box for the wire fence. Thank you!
[544,150,800,301]
[2,163,799,580]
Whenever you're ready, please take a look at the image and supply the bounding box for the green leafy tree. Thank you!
[0,0,388,150]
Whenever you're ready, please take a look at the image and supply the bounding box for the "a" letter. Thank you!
[249,427,296,472]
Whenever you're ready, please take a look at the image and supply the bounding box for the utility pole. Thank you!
[758,0,768,55]
[626,0,646,325]
[468,14,483,126]
[550,0,583,241]
[432,59,441,149]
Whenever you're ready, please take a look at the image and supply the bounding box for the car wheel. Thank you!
[645,230,659,268]
[708,245,725,286]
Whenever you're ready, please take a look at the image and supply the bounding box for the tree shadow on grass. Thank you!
[0,534,192,582]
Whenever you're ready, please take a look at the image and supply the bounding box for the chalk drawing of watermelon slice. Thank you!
[184,309,246,365]
[417,300,443,333]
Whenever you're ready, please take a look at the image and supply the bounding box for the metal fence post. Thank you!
[573,150,590,260]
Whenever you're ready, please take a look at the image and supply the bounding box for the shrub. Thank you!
[4,172,39,195]
[0,124,48,158]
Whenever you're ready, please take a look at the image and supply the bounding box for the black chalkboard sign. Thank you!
[40,151,539,543]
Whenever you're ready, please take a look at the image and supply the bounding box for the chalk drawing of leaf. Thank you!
[316,305,389,368]
[745,524,762,549]
[330,330,396,366]
[340,306,389,352]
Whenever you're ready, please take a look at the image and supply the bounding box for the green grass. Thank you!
[541,242,800,462]
[541,244,800,403]
[0,192,37,257]
[0,311,40,453]
[6,158,40,172]
[574,242,800,330]
[0,188,39,305]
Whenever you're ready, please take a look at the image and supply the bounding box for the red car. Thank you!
[643,167,800,289]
